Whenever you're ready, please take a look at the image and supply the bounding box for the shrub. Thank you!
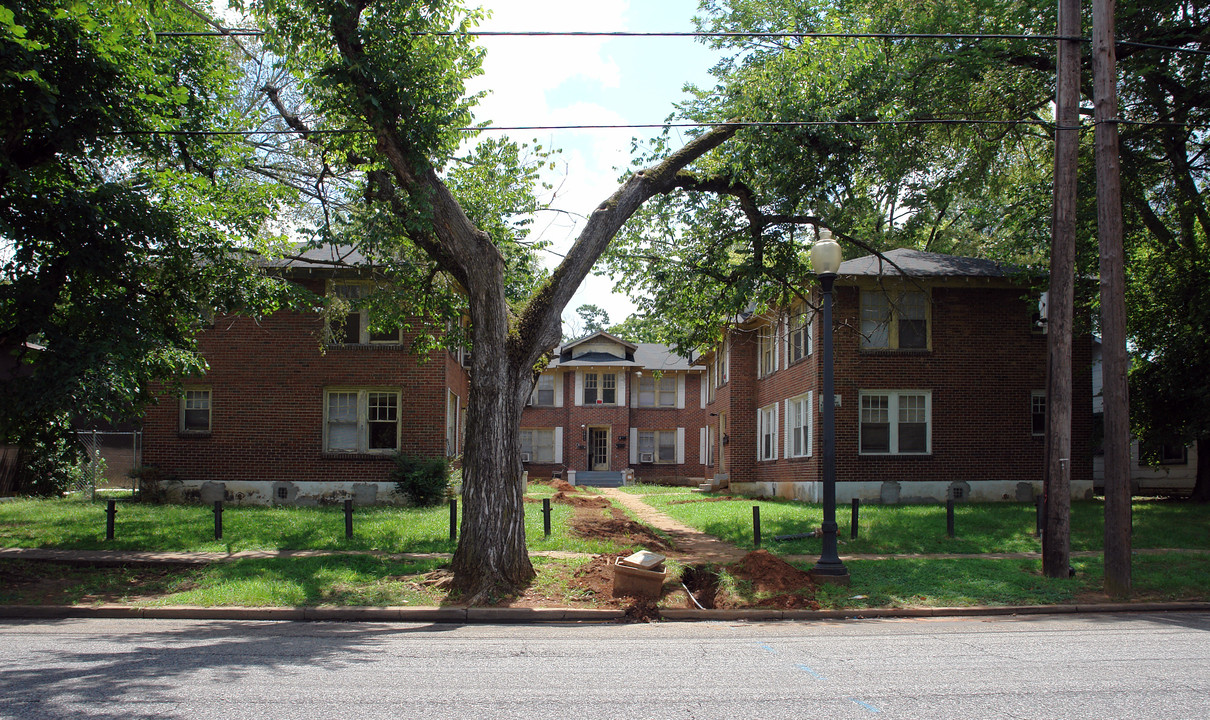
[391,454,450,506]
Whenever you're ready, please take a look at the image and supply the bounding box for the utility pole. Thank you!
[1093,0,1131,597]
[1044,0,1080,579]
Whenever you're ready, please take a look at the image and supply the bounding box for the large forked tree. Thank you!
[242,0,741,599]
[1,0,292,490]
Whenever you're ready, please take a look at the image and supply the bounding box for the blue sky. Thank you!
[467,0,724,334]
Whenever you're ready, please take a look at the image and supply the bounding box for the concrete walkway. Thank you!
[598,487,750,564]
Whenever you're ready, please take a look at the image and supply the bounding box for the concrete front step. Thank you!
[573,471,626,488]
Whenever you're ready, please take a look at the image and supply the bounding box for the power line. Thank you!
[100,117,1210,139]
[155,28,1210,55]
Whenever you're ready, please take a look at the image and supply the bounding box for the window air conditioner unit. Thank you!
[640,452,654,463]
[520,452,532,463]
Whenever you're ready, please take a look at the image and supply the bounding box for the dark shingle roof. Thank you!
[840,248,1023,278]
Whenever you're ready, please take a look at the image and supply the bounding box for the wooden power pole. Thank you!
[1093,0,1132,596]
[1044,0,1080,579]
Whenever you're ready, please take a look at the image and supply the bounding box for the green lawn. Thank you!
[0,483,631,556]
[622,488,1210,555]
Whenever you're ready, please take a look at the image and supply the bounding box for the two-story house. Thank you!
[697,248,1095,503]
[519,332,710,485]
[141,247,470,505]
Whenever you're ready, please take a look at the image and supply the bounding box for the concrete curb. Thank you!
[1,602,1206,624]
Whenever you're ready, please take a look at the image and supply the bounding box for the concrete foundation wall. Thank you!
[731,479,1096,504]
[165,480,407,506]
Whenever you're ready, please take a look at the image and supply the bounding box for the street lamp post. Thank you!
[810,229,850,583]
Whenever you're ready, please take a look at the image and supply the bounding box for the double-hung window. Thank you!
[787,307,811,364]
[860,289,929,350]
[331,283,401,345]
[758,325,776,377]
[638,430,677,464]
[325,389,400,453]
[532,374,555,406]
[446,391,460,456]
[757,403,778,461]
[520,429,556,463]
[786,392,813,458]
[583,372,616,405]
[180,388,211,433]
[638,375,677,407]
[1031,391,1047,437]
[859,391,930,455]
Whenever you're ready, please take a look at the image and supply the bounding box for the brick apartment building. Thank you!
[141,248,470,505]
[698,248,1094,503]
[142,247,1094,505]
[519,332,709,485]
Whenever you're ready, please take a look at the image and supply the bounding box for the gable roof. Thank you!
[560,330,638,353]
[840,248,1025,279]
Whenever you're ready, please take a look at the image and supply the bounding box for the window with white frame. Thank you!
[714,338,729,386]
[638,375,677,407]
[519,428,556,463]
[325,389,400,453]
[180,388,211,433]
[860,289,929,350]
[706,425,716,466]
[446,391,460,456]
[860,391,931,455]
[583,372,616,405]
[1031,391,1046,437]
[706,363,717,403]
[532,374,555,406]
[330,282,402,345]
[786,392,813,458]
[788,305,811,363]
[758,325,776,377]
[757,403,778,461]
[637,430,677,464]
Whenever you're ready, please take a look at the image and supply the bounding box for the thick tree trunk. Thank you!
[1193,437,1210,503]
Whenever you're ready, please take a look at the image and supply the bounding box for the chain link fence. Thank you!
[76,430,142,499]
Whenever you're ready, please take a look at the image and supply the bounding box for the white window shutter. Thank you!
[699,427,707,464]
[677,374,686,409]
[676,427,686,464]
[629,428,638,464]
[554,427,564,464]
[631,374,639,406]
[617,371,626,406]
[574,371,583,406]
[784,399,791,459]
[772,404,779,459]
[699,372,707,408]
[554,372,563,407]
[807,391,814,457]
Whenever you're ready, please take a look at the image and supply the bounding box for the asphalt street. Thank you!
[1,613,1207,719]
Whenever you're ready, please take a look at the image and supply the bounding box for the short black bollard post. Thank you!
[213,500,223,540]
[851,498,860,540]
[106,499,117,541]
[753,505,761,549]
[344,499,354,539]
[449,497,457,543]
[1035,495,1044,537]
[946,498,955,538]
[543,498,552,537]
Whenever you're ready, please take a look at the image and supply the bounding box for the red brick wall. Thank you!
[519,369,710,481]
[718,282,1094,488]
[143,286,458,486]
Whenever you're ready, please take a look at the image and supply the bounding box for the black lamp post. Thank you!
[810,229,850,583]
